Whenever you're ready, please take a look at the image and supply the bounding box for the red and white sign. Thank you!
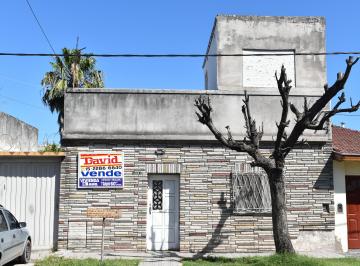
[78,152,124,189]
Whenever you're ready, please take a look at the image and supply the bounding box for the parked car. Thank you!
[0,205,31,265]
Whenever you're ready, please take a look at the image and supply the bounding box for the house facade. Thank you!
[58,16,335,253]
[0,113,63,250]
[333,125,360,252]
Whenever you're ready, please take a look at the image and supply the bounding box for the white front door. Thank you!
[147,175,179,251]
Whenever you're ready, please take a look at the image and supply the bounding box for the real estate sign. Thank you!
[78,152,124,189]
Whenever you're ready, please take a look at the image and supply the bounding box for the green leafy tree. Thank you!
[41,48,104,134]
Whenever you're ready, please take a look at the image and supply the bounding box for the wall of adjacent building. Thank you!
[0,113,62,251]
[333,161,360,252]
[0,156,62,250]
[0,112,38,152]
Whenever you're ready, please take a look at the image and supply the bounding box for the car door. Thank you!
[0,210,12,264]
[3,210,23,259]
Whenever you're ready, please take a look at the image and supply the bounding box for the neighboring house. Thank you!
[333,125,360,252]
[0,112,38,152]
[58,16,336,253]
[0,112,63,250]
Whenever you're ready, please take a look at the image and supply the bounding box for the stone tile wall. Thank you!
[58,142,333,253]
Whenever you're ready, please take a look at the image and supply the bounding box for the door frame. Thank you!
[146,174,180,251]
[345,175,360,249]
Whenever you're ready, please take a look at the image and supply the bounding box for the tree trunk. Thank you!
[58,111,64,138]
[269,168,295,253]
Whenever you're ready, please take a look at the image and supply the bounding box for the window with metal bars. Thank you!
[152,180,163,210]
[231,165,271,214]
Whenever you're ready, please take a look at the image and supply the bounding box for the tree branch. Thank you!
[194,94,272,170]
[307,56,358,118]
[242,91,263,148]
[282,56,359,156]
[306,92,360,130]
[289,103,302,121]
[195,96,253,151]
[274,65,292,159]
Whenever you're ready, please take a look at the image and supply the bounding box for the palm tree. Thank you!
[41,48,104,135]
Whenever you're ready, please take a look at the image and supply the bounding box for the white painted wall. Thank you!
[334,161,347,252]
[243,50,295,88]
[333,160,360,252]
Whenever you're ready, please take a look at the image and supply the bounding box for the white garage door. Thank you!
[0,160,59,250]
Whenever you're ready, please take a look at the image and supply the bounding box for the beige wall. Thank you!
[333,160,360,252]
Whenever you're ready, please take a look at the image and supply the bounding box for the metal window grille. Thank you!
[152,180,163,210]
[232,163,271,214]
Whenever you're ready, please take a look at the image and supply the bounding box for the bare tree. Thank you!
[195,56,360,253]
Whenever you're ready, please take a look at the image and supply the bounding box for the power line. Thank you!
[0,51,360,58]
[25,0,56,55]
[335,114,360,117]
[0,93,44,110]
[0,74,40,89]
[24,0,73,77]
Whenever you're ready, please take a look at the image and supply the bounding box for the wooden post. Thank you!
[86,208,121,262]
[101,217,105,262]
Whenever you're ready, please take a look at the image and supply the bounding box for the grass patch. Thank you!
[35,256,140,266]
[182,254,360,266]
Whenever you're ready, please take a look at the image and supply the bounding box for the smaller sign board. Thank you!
[87,208,121,219]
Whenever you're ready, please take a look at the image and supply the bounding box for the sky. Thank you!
[0,0,359,145]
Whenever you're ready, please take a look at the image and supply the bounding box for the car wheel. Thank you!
[18,239,31,264]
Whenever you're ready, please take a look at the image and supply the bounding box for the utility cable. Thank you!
[0,51,360,58]
[0,93,44,110]
[25,0,56,55]
[335,114,360,117]
[25,0,73,77]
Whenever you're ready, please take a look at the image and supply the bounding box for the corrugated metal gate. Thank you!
[0,157,61,251]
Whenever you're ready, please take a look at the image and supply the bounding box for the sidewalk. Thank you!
[138,252,181,266]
